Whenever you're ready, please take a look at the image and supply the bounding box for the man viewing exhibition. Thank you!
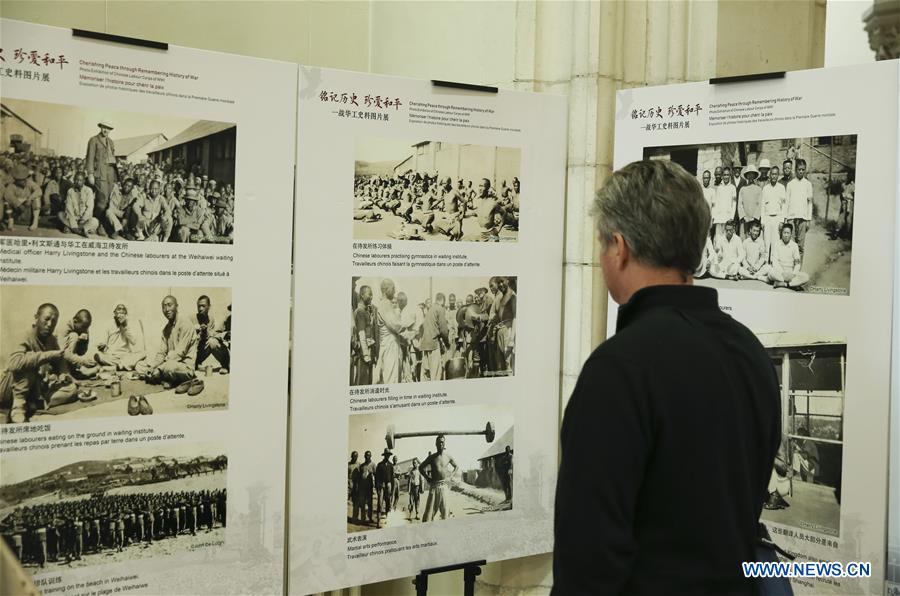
[552,160,782,595]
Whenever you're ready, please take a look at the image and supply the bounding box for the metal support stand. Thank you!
[413,560,486,596]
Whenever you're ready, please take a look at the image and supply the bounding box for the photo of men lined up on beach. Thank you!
[353,137,521,242]
[1,98,236,243]
[644,135,856,294]
[1,443,227,571]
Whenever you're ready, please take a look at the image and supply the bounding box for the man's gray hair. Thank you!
[591,160,710,273]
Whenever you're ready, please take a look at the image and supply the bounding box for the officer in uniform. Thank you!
[85,118,118,220]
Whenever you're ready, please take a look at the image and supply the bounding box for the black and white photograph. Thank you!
[0,285,232,424]
[350,276,517,386]
[759,332,845,537]
[353,137,521,242]
[1,98,236,243]
[644,135,857,294]
[0,443,227,571]
[347,405,513,533]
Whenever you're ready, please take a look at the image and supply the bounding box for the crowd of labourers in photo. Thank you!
[354,171,519,241]
[351,277,516,385]
[0,119,234,242]
[1,489,227,568]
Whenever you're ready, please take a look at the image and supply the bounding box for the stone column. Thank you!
[477,3,718,594]
[865,0,900,60]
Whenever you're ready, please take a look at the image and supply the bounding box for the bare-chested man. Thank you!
[419,435,459,522]
[432,177,466,241]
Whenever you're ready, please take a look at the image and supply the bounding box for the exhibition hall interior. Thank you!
[0,1,898,595]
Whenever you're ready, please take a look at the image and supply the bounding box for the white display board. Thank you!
[608,62,899,595]
[288,67,567,593]
[0,19,295,595]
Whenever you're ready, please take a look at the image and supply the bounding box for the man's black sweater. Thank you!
[553,285,781,595]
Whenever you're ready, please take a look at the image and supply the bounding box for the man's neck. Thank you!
[617,266,692,305]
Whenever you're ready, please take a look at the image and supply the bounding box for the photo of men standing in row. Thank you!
[353,137,521,242]
[1,444,227,570]
[0,285,232,423]
[1,98,236,243]
[644,135,856,294]
[350,276,517,386]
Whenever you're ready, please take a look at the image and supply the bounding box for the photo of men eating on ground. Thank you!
[0,285,232,423]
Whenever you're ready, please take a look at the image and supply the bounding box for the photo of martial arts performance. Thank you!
[0,443,227,570]
[0,285,232,423]
[759,332,845,537]
[347,405,513,533]
[353,137,521,242]
[350,276,517,386]
[644,135,857,294]
[1,98,236,243]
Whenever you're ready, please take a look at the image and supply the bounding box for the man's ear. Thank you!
[612,233,629,270]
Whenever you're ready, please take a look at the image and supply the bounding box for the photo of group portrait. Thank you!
[644,135,857,294]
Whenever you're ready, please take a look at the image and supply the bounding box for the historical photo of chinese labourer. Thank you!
[353,137,521,242]
[350,276,516,386]
[0,98,236,243]
[347,405,513,533]
[0,285,232,424]
[758,332,845,538]
[643,135,857,295]
[0,443,227,571]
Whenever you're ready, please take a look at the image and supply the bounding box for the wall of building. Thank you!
[0,111,43,153]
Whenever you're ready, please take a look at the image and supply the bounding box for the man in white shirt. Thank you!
[760,166,786,258]
[694,236,715,278]
[95,304,146,370]
[738,221,771,282]
[59,171,99,237]
[784,158,813,260]
[711,167,737,245]
[768,223,810,289]
[711,220,743,280]
[374,279,404,384]
[737,164,761,239]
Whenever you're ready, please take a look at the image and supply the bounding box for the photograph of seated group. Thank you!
[0,285,232,423]
[353,137,521,242]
